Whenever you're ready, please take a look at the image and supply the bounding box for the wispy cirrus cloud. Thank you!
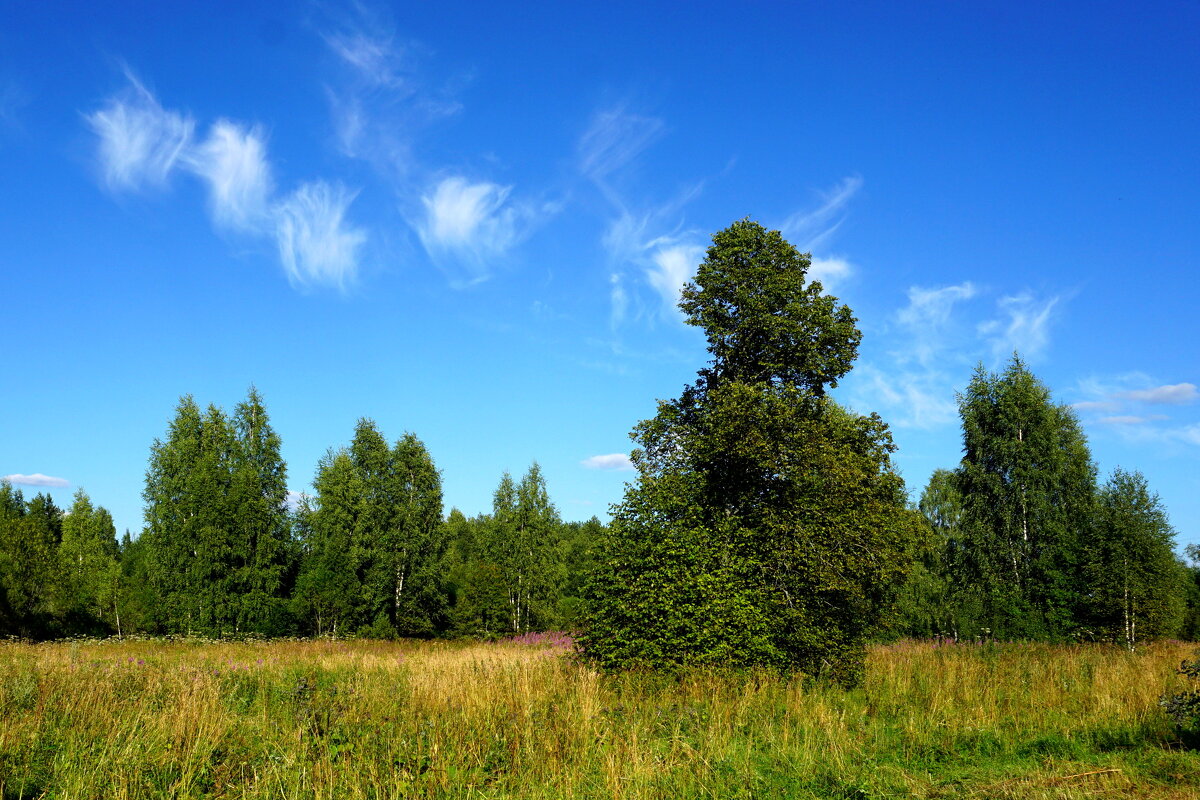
[275,182,367,291]
[773,176,865,295]
[85,70,194,191]
[847,282,978,428]
[779,175,862,253]
[415,176,530,285]
[1116,382,1198,405]
[3,473,70,488]
[578,105,664,185]
[848,284,1064,429]
[87,71,367,291]
[1071,374,1200,449]
[1097,414,1169,425]
[186,120,274,231]
[578,106,706,324]
[324,29,411,91]
[979,291,1059,363]
[581,453,634,471]
[896,282,978,368]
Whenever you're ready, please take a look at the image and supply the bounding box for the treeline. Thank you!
[0,388,603,640]
[893,357,1200,646]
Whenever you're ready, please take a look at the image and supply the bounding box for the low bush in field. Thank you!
[0,638,1198,799]
[1162,649,1200,741]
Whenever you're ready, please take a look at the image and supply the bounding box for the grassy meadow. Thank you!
[1,636,1198,799]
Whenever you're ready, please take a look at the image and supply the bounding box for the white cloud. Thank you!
[581,453,635,471]
[779,175,863,252]
[1179,425,1200,446]
[851,364,959,429]
[285,490,309,512]
[610,273,628,328]
[3,473,70,488]
[1116,382,1198,405]
[894,282,978,367]
[324,31,409,90]
[806,256,853,293]
[1097,415,1169,425]
[87,73,367,291]
[85,71,194,191]
[1071,399,1118,412]
[979,292,1059,362]
[578,106,664,182]
[416,177,528,283]
[274,182,368,291]
[186,120,273,231]
[646,243,704,312]
[897,283,978,329]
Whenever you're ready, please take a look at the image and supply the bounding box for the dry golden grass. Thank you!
[0,637,1197,798]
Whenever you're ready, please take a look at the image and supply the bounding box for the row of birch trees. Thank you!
[894,357,1199,646]
[1,389,603,639]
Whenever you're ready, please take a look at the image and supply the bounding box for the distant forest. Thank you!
[2,370,1199,644]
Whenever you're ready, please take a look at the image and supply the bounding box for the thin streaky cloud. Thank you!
[274,182,368,291]
[1098,415,1169,425]
[578,106,665,183]
[186,120,274,231]
[849,364,959,430]
[978,292,1059,363]
[85,71,194,191]
[895,282,978,367]
[779,175,863,251]
[581,453,635,471]
[324,30,410,90]
[1072,399,1120,412]
[1116,382,1198,405]
[3,473,70,488]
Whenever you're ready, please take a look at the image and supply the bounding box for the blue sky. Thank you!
[2,1,1198,551]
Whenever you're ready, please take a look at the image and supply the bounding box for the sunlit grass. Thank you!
[1,636,1197,798]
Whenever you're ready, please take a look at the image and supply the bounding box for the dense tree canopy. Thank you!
[954,357,1097,640]
[581,219,920,684]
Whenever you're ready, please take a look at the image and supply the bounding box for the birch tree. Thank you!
[954,357,1096,639]
[1087,468,1183,646]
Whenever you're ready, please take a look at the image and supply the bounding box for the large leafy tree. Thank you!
[581,219,919,684]
[953,357,1096,640]
[1087,468,1184,646]
[143,389,293,636]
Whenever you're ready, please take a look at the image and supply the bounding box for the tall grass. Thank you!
[1,637,1196,798]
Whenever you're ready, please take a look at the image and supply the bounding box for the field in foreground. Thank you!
[1,637,1198,799]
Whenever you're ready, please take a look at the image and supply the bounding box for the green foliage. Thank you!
[953,357,1096,640]
[1162,650,1200,741]
[142,389,293,636]
[57,489,120,634]
[0,487,64,638]
[1087,468,1184,647]
[442,466,591,637]
[582,219,918,684]
[293,420,446,637]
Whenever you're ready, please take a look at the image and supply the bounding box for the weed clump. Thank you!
[1161,650,1200,743]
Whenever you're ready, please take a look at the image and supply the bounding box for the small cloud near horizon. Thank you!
[3,473,70,488]
[581,453,634,471]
